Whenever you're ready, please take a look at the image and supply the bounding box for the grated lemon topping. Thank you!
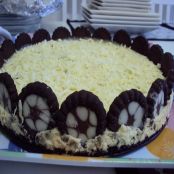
[1,39,164,111]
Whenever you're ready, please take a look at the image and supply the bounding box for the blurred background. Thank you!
[42,0,174,32]
[57,0,174,22]
[0,0,174,35]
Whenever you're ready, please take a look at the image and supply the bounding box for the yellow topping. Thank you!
[1,39,164,110]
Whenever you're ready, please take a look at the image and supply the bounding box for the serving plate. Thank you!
[91,2,150,13]
[93,0,151,9]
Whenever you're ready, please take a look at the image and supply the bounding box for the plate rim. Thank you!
[83,5,160,17]
[82,11,161,25]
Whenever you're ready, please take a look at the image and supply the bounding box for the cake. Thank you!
[0,26,173,156]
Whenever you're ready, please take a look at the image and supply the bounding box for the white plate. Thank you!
[82,11,160,26]
[91,2,150,13]
[82,6,160,21]
[82,9,160,23]
[93,0,151,9]
[83,5,160,18]
[87,22,159,33]
[82,8,161,22]
[99,0,151,3]
[95,0,151,6]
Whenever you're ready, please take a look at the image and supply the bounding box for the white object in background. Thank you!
[83,17,160,25]
[92,0,151,9]
[82,5,160,17]
[60,0,90,21]
[82,7,161,26]
[83,11,161,22]
[86,23,159,33]
[60,0,174,23]
[82,3,160,33]
[41,0,174,31]
[152,0,174,24]
[91,3,150,13]
[0,26,12,41]
[62,0,67,22]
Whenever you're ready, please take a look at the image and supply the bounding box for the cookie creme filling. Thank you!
[1,39,164,111]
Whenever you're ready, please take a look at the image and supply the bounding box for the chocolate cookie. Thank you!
[166,69,174,99]
[113,30,131,47]
[15,33,32,50]
[19,82,59,139]
[58,90,106,143]
[92,28,111,41]
[0,39,15,60]
[161,52,174,77]
[148,44,163,65]
[107,89,147,132]
[32,29,51,44]
[52,27,71,40]
[131,36,149,56]
[0,51,4,68]
[0,72,18,113]
[72,26,91,38]
[147,79,168,118]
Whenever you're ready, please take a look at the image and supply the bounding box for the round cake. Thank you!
[0,27,173,156]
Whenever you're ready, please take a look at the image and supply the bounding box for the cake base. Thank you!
[0,121,167,157]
